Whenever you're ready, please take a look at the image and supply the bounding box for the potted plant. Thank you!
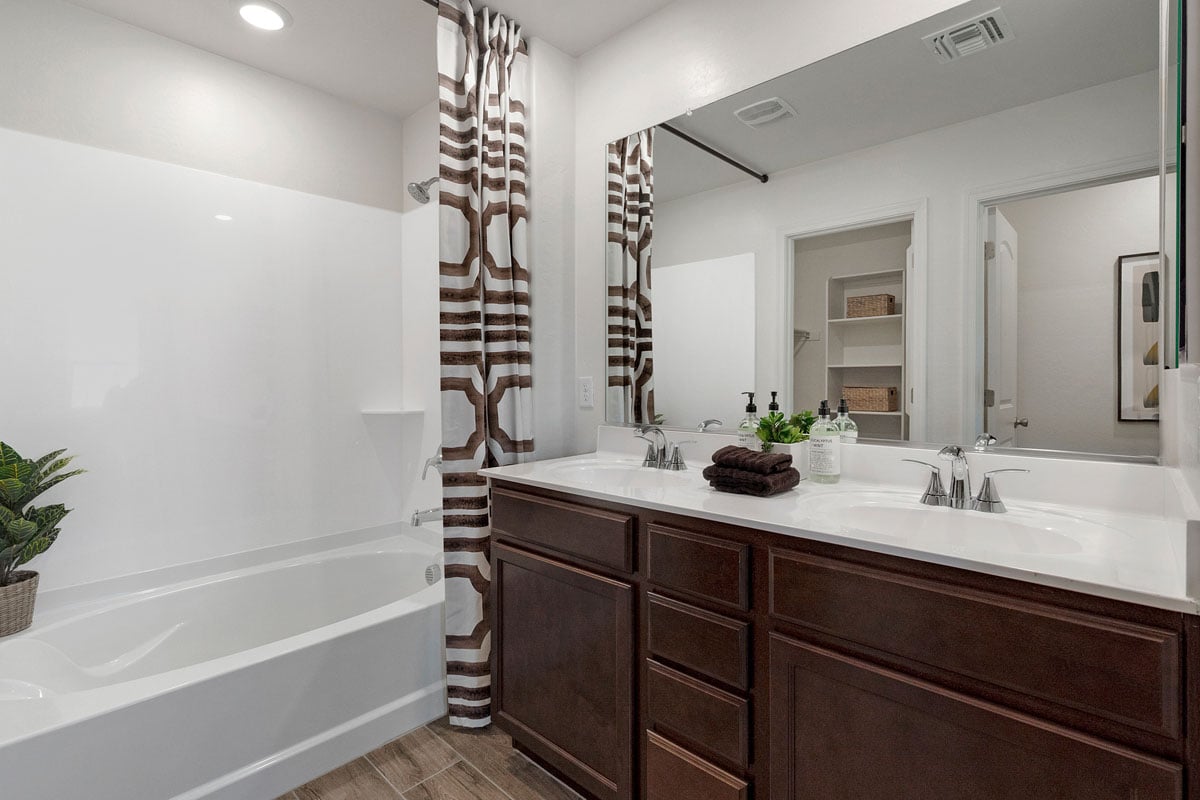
[756,411,816,478]
[0,442,84,637]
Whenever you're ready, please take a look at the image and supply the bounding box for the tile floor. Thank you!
[276,718,581,800]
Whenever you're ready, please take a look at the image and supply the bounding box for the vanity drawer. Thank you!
[645,730,748,800]
[646,525,750,611]
[646,660,749,768]
[769,549,1183,739]
[491,487,635,573]
[647,593,749,691]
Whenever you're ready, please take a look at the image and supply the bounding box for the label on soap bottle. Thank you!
[809,433,841,476]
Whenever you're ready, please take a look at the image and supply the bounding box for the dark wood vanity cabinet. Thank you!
[489,482,1200,800]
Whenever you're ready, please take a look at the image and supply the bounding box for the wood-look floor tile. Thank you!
[402,761,508,800]
[427,720,580,800]
[294,757,401,800]
[368,726,461,793]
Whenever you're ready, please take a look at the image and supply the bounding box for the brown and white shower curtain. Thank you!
[437,0,533,728]
[606,129,655,423]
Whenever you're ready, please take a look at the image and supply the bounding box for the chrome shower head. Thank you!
[407,176,438,204]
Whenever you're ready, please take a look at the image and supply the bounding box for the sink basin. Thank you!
[799,492,1094,557]
[543,459,694,490]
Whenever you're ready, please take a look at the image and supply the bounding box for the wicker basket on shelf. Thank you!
[846,294,895,318]
[843,386,899,412]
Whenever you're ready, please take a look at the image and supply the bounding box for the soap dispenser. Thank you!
[809,400,841,483]
[836,398,858,444]
[768,391,781,413]
[738,392,760,449]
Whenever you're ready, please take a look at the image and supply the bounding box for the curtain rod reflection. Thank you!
[659,122,769,184]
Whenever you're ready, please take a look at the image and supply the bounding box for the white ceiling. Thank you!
[65,0,674,119]
[654,0,1160,202]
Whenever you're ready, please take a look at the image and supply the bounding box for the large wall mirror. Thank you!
[605,0,1183,461]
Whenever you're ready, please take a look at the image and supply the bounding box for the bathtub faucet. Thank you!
[410,507,443,526]
[422,447,443,480]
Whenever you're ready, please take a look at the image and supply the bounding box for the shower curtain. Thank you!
[437,0,534,728]
[606,129,655,423]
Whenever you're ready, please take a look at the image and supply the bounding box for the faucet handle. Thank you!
[972,468,1029,514]
[665,440,697,471]
[635,434,660,468]
[974,433,998,451]
[902,459,948,506]
[697,419,724,432]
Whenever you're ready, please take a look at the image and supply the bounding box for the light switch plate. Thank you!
[578,376,595,408]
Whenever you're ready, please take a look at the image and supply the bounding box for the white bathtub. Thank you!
[0,523,446,800]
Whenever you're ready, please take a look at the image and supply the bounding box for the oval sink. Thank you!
[799,492,1093,557]
[543,459,694,490]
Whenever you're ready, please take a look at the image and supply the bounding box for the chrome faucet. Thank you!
[410,507,443,526]
[696,419,724,432]
[422,447,443,480]
[664,440,696,471]
[902,459,948,506]
[974,433,998,451]
[635,425,669,468]
[972,469,1029,513]
[937,445,971,509]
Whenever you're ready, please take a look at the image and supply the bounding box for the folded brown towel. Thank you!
[702,464,801,497]
[711,445,793,475]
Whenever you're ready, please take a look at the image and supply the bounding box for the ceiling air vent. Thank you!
[923,8,1013,63]
[734,97,796,128]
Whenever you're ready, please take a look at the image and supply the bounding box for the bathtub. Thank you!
[0,523,446,800]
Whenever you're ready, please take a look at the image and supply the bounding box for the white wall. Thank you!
[998,176,1160,457]
[569,0,977,451]
[648,72,1158,444]
[0,0,407,211]
[0,128,407,591]
[652,254,756,427]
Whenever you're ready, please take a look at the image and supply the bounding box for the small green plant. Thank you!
[755,412,804,452]
[789,410,817,439]
[754,410,818,452]
[0,442,84,587]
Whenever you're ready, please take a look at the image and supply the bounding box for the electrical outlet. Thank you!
[578,376,595,409]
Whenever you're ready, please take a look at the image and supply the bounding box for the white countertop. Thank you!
[481,434,1200,614]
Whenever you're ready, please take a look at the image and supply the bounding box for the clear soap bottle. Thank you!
[809,400,841,484]
[737,392,760,449]
[836,398,858,444]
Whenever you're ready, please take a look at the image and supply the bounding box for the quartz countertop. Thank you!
[481,447,1198,614]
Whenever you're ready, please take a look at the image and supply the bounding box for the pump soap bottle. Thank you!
[738,392,760,449]
[809,400,842,483]
[836,398,859,444]
[768,392,781,413]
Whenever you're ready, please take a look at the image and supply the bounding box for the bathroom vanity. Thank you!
[482,443,1200,800]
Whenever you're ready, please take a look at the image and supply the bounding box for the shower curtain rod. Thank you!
[659,122,769,184]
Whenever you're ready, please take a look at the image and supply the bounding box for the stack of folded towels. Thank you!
[702,445,801,497]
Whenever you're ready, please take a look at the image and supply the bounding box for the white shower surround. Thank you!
[0,524,446,800]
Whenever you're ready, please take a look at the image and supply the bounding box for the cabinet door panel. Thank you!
[494,543,634,800]
[769,549,1181,739]
[769,633,1182,800]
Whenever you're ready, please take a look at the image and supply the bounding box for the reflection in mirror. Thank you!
[606,0,1180,461]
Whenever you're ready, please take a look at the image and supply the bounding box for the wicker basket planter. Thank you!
[846,294,896,318]
[844,386,899,412]
[0,571,39,637]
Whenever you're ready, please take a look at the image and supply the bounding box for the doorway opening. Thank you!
[982,173,1160,457]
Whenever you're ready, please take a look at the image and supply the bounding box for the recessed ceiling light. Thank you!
[237,1,291,31]
[214,214,234,221]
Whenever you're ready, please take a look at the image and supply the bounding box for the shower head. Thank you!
[407,176,438,204]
